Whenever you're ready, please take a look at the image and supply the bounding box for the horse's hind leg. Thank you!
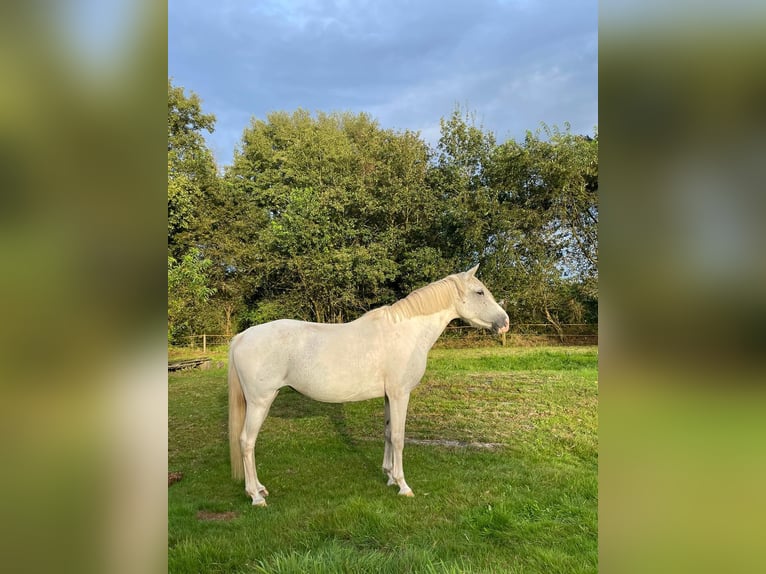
[241,390,278,506]
[382,395,394,483]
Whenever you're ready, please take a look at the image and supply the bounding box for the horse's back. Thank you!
[231,318,386,402]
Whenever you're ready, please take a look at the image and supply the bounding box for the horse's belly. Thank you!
[287,361,385,403]
[297,381,384,403]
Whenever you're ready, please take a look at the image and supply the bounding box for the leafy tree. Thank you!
[168,248,216,343]
[167,80,221,337]
[486,123,598,328]
[167,79,218,258]
[428,106,497,267]
[225,110,443,325]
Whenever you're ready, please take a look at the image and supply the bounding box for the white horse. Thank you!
[228,265,509,506]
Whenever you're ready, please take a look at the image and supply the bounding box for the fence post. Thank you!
[501,332,506,347]
[203,334,207,353]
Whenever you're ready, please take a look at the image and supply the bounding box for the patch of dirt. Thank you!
[357,436,504,449]
[196,510,239,521]
[168,471,183,486]
[405,438,504,449]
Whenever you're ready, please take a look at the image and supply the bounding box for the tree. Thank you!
[486,123,598,327]
[167,78,218,258]
[167,80,221,338]
[428,105,497,267]
[224,110,444,325]
[168,248,216,343]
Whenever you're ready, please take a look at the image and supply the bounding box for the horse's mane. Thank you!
[365,275,463,323]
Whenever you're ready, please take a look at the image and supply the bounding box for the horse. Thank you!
[228,265,509,506]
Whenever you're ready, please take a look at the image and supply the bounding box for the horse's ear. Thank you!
[465,264,479,278]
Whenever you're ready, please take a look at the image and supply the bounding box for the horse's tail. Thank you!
[228,336,246,481]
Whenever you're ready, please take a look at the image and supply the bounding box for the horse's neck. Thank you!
[406,308,457,352]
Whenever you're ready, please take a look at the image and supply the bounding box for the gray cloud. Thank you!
[169,0,597,165]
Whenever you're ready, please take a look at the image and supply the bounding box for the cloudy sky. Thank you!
[169,0,597,167]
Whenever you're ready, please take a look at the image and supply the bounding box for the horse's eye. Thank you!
[476,289,484,296]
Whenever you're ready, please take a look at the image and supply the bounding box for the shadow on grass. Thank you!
[269,387,339,419]
[217,386,385,485]
[269,387,370,454]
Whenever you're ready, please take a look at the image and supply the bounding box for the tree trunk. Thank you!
[224,303,233,336]
[544,305,565,344]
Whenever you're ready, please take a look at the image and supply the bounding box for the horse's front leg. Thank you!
[386,391,414,496]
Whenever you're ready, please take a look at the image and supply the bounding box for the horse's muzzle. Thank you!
[494,315,510,334]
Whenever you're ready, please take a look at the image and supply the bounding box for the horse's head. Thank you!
[452,265,510,335]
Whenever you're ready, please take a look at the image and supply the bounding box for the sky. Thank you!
[169,0,597,167]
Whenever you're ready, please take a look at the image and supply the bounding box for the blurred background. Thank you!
[0,1,166,573]
[600,1,766,572]
[0,0,765,572]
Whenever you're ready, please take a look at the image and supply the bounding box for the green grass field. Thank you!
[169,346,598,573]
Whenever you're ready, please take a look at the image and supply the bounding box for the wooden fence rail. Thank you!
[183,324,597,351]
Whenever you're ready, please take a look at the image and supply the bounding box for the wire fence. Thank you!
[438,324,597,348]
[182,324,597,351]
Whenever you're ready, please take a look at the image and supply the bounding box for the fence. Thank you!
[184,334,232,352]
[439,323,597,347]
[183,324,597,351]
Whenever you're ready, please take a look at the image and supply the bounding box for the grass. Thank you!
[169,345,597,573]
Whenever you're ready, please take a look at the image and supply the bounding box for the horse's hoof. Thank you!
[252,499,268,507]
[399,489,415,497]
